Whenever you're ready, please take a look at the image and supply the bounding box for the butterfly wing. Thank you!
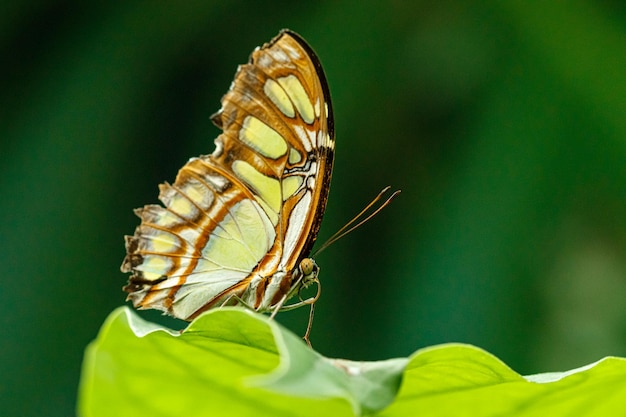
[122,30,334,321]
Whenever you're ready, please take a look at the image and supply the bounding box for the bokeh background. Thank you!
[3,1,626,416]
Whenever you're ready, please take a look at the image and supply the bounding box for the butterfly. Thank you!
[121,29,334,328]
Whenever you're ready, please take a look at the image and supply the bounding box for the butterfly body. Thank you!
[122,30,334,321]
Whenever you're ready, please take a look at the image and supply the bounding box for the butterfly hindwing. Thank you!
[122,29,334,320]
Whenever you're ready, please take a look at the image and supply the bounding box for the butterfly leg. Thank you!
[219,293,256,311]
[278,278,321,347]
[267,284,318,347]
[302,302,316,347]
[269,294,288,319]
[278,278,321,311]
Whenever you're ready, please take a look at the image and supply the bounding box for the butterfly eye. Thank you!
[300,258,317,277]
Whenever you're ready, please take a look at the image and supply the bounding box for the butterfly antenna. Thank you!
[313,186,401,256]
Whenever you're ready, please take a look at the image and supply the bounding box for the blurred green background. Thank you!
[3,1,626,416]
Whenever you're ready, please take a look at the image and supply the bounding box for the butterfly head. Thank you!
[299,258,319,286]
[289,257,320,309]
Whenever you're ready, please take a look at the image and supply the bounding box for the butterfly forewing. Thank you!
[122,30,334,321]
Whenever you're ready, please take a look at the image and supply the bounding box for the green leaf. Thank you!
[77,307,398,416]
[382,346,626,416]
[78,308,626,417]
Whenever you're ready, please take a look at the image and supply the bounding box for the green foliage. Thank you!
[79,308,626,416]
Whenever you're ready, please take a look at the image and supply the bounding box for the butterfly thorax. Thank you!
[259,257,320,312]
